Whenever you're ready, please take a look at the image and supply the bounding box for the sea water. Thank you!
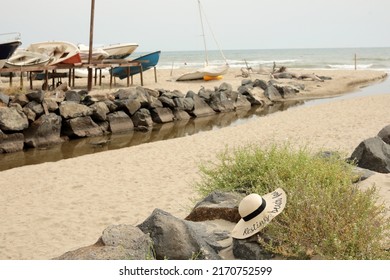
[135,47,390,72]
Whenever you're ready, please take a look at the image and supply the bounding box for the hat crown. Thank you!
[238,193,264,217]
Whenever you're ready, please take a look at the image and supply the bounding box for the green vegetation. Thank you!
[196,144,390,259]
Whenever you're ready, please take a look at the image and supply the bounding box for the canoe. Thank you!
[5,49,51,67]
[102,43,139,59]
[175,64,229,81]
[0,33,22,69]
[111,51,161,80]
[26,41,81,65]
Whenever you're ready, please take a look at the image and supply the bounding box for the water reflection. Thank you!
[0,100,303,171]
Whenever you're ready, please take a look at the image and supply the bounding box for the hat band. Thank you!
[242,198,266,222]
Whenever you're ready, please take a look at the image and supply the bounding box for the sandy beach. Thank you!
[0,68,389,259]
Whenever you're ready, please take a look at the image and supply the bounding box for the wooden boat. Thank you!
[77,44,109,62]
[175,0,229,81]
[26,41,81,65]
[5,49,51,67]
[102,43,139,59]
[0,32,22,69]
[111,51,161,80]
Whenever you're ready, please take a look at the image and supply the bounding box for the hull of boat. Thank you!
[26,41,82,65]
[5,49,51,67]
[176,64,229,81]
[111,51,161,79]
[0,40,22,68]
[78,44,109,62]
[102,43,139,59]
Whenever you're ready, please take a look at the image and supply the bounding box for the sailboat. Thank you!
[176,0,229,81]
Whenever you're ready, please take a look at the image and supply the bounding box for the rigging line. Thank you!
[198,1,229,65]
[198,0,209,66]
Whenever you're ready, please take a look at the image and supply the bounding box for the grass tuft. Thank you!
[195,144,390,259]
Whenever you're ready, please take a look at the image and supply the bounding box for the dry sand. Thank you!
[0,68,389,259]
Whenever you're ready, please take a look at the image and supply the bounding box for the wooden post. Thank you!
[354,53,357,70]
[87,0,95,91]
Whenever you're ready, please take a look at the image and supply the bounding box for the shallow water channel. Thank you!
[1,76,389,171]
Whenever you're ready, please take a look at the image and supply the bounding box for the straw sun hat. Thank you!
[231,188,287,239]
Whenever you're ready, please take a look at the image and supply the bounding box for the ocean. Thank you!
[136,47,390,72]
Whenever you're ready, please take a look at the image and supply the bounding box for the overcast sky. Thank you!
[2,0,390,52]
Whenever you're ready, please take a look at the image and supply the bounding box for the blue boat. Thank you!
[111,50,161,80]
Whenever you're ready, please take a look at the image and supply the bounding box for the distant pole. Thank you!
[354,53,357,70]
[87,0,95,91]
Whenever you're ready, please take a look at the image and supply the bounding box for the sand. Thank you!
[0,68,389,259]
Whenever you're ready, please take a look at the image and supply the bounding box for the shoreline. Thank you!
[0,68,389,260]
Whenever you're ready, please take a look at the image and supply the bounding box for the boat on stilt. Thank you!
[26,41,82,65]
[5,49,51,68]
[102,43,139,59]
[0,32,22,69]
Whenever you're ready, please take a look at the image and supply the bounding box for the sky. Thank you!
[2,0,390,52]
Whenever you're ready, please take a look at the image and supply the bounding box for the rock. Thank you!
[174,97,194,112]
[22,107,36,122]
[0,93,9,106]
[62,116,103,138]
[186,92,216,118]
[352,166,376,183]
[264,85,283,101]
[114,88,135,100]
[138,208,221,260]
[208,91,235,113]
[54,224,153,260]
[123,98,141,116]
[273,84,299,98]
[43,98,59,112]
[23,113,63,148]
[234,93,252,110]
[0,104,29,131]
[241,87,269,106]
[218,82,233,93]
[150,107,174,123]
[232,234,275,260]
[0,130,24,153]
[59,102,93,119]
[198,87,213,101]
[107,111,134,133]
[185,191,243,223]
[90,102,109,122]
[172,108,192,120]
[10,93,29,107]
[24,101,44,116]
[253,79,268,90]
[350,137,390,173]
[158,96,176,108]
[378,124,390,144]
[26,90,45,103]
[64,90,82,103]
[131,108,153,127]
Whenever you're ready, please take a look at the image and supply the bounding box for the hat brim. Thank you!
[231,188,287,239]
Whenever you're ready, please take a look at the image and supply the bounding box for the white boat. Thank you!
[26,41,82,65]
[0,32,22,69]
[5,49,51,67]
[102,43,139,59]
[77,44,109,62]
[175,0,229,81]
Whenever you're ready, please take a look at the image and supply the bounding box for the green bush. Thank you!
[195,144,390,259]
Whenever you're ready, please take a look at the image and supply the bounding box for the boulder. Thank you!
[59,102,93,119]
[23,113,63,148]
[22,107,37,122]
[138,208,221,260]
[107,111,134,133]
[232,234,275,260]
[350,137,390,173]
[62,116,103,138]
[253,79,268,90]
[240,87,269,106]
[43,98,59,112]
[378,124,390,144]
[234,93,252,110]
[131,108,153,127]
[208,92,235,113]
[54,224,153,260]
[0,130,24,153]
[90,102,109,122]
[123,98,141,116]
[172,108,192,121]
[0,93,9,106]
[26,90,45,103]
[174,97,194,112]
[186,92,215,118]
[185,191,243,223]
[264,85,283,101]
[64,90,82,103]
[24,101,44,116]
[150,107,174,123]
[158,96,176,109]
[10,93,29,107]
[0,104,29,131]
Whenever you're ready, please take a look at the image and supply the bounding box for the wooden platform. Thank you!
[0,60,157,90]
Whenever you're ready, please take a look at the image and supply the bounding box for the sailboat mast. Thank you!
[198,0,208,66]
